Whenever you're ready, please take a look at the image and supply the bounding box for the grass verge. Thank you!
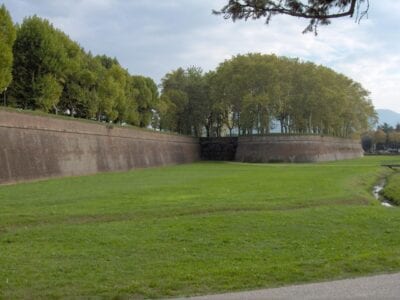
[1,156,400,298]
[382,172,400,205]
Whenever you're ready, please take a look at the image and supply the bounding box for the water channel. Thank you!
[372,180,394,207]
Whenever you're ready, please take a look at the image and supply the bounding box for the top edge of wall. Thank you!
[0,109,197,143]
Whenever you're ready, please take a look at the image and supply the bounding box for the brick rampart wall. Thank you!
[0,110,200,184]
[0,110,364,184]
[236,135,363,163]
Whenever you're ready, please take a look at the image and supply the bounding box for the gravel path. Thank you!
[173,272,400,300]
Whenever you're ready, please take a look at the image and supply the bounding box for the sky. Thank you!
[2,0,400,113]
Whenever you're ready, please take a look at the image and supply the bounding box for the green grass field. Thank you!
[1,156,400,299]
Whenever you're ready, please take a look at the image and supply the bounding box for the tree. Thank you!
[160,67,210,136]
[124,75,140,126]
[378,122,394,134]
[0,4,16,93]
[214,0,369,34]
[158,89,188,133]
[374,129,387,150]
[33,74,62,112]
[183,67,210,136]
[5,12,157,128]
[57,35,87,117]
[241,92,270,135]
[131,75,159,128]
[209,53,375,137]
[97,67,120,122]
[11,16,68,109]
[211,54,272,135]
[388,132,400,149]
[202,71,219,137]
[362,125,400,153]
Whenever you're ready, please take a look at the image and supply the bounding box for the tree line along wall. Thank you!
[0,110,200,185]
[0,110,363,185]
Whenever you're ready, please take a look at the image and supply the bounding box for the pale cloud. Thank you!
[336,54,400,110]
[2,0,400,112]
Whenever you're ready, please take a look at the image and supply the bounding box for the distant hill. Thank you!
[376,109,400,127]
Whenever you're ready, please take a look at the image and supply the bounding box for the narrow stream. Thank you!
[372,180,393,207]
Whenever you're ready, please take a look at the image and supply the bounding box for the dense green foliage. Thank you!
[0,4,16,92]
[8,15,158,127]
[382,172,400,205]
[159,54,376,137]
[1,5,375,136]
[158,67,212,136]
[1,156,400,298]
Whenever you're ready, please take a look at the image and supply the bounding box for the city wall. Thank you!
[0,110,363,184]
[0,110,200,184]
[235,135,363,163]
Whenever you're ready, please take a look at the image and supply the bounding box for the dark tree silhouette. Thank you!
[214,0,369,34]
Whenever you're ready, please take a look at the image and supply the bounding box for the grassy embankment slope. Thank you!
[382,171,400,205]
[1,156,400,298]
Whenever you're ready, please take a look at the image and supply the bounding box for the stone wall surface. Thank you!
[235,135,363,163]
[0,110,200,184]
[0,110,364,184]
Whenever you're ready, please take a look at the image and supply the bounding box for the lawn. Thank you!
[1,156,400,298]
